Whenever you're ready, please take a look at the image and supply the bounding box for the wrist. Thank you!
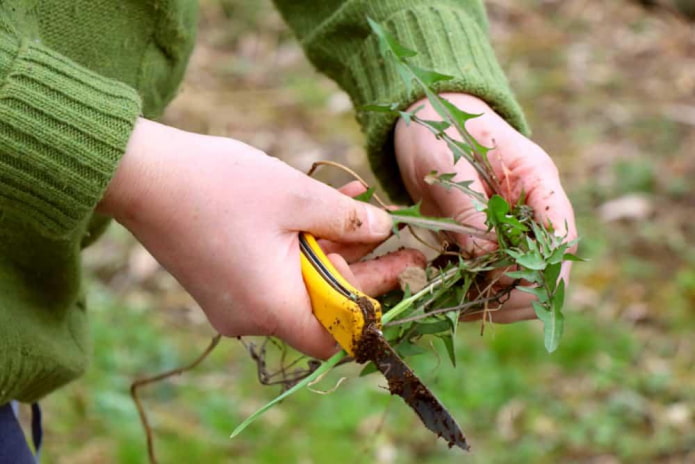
[96,118,170,222]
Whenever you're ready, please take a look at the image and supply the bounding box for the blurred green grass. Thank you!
[40,1,695,463]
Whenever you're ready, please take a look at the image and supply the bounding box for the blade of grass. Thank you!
[230,350,345,438]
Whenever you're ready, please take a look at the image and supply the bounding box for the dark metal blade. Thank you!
[360,325,469,451]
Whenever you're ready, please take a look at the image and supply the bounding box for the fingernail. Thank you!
[367,206,393,237]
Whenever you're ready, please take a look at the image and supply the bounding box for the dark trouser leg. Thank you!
[0,403,37,464]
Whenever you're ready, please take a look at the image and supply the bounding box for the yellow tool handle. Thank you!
[298,232,382,356]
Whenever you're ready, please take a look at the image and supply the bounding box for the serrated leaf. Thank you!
[367,17,417,59]
[424,171,456,186]
[424,170,488,204]
[410,64,454,86]
[353,187,375,203]
[390,202,422,218]
[445,138,472,164]
[390,203,479,235]
[419,119,451,133]
[440,97,481,127]
[424,87,447,108]
[398,110,415,125]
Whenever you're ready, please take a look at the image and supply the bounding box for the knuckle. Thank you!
[453,207,484,227]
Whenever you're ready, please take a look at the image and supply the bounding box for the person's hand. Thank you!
[98,118,425,359]
[394,93,577,322]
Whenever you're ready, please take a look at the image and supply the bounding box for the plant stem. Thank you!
[382,267,460,324]
[230,350,346,438]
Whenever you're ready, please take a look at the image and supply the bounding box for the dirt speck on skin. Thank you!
[347,210,363,231]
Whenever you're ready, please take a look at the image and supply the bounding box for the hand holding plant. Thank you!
[395,92,577,322]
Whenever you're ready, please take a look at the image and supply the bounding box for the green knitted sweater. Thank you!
[0,0,527,404]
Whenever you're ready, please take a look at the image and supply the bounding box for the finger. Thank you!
[270,283,341,360]
[258,245,341,360]
[288,177,393,244]
[528,175,578,244]
[427,165,495,256]
[488,142,578,244]
[328,249,427,297]
[337,180,369,198]
[315,182,397,262]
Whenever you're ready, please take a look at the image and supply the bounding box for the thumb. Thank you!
[288,179,393,243]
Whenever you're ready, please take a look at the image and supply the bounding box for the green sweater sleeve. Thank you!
[271,0,529,203]
[0,27,142,238]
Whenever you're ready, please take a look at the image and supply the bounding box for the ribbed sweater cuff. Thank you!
[0,35,142,237]
[347,7,530,204]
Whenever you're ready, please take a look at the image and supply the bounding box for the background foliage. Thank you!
[38,0,695,462]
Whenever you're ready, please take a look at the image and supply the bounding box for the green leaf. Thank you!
[438,334,457,367]
[506,249,546,271]
[425,170,487,204]
[554,279,566,313]
[396,66,415,92]
[505,269,542,284]
[398,110,415,125]
[389,203,482,236]
[396,341,428,357]
[563,253,586,262]
[414,319,450,335]
[359,362,378,377]
[532,301,548,320]
[424,171,456,186]
[532,282,566,353]
[516,285,550,303]
[543,262,562,291]
[390,202,422,218]
[487,194,510,222]
[230,351,345,438]
[421,88,456,128]
[444,138,472,164]
[547,244,569,264]
[419,119,451,133]
[353,187,375,203]
[440,97,481,127]
[367,17,417,59]
[362,103,399,113]
[409,64,454,86]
